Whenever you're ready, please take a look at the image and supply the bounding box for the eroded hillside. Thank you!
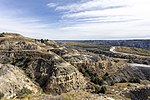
[0,33,150,100]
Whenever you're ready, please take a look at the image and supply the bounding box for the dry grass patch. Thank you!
[115,46,150,56]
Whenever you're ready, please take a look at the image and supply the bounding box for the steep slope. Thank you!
[0,33,149,100]
[0,33,87,96]
[0,63,39,99]
[50,45,147,86]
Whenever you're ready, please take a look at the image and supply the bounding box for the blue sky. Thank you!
[0,0,150,40]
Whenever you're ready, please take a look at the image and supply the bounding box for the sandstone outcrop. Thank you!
[0,33,87,96]
[0,33,149,100]
[0,63,39,99]
[130,86,150,100]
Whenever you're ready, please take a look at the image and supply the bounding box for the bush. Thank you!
[129,78,140,83]
[102,72,110,81]
[16,88,32,98]
[91,76,103,85]
[100,86,107,94]
[120,79,127,83]
[95,86,107,94]
[102,74,109,81]
[104,72,109,76]
[110,81,115,86]
[0,92,4,99]
[95,87,100,94]
[2,58,10,64]
[85,68,93,76]
[41,39,44,43]
[80,68,89,77]
[0,32,4,37]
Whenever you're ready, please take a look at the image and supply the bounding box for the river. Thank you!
[110,46,150,67]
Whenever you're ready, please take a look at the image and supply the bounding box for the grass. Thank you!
[115,46,150,56]
[61,90,100,100]
[16,88,32,99]
[64,42,111,51]
[91,76,103,85]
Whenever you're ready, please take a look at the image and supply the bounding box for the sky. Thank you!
[0,0,150,40]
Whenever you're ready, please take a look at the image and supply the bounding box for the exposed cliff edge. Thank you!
[0,33,149,100]
[0,33,87,95]
[0,63,39,99]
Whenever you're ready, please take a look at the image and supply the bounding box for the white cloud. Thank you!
[52,0,150,22]
[0,8,56,39]
[49,0,133,26]
[47,3,58,8]
[56,0,127,13]
[49,0,150,39]
[1,0,150,40]
[62,7,132,19]
[58,20,150,40]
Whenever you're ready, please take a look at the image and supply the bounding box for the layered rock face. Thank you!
[130,86,150,100]
[0,64,39,98]
[0,33,86,95]
[0,33,149,100]
[0,51,87,94]
[49,46,147,86]
[45,63,86,94]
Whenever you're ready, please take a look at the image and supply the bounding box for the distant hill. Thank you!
[76,40,150,49]
[58,40,150,49]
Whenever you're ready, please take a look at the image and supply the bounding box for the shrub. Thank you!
[41,39,44,43]
[2,58,10,64]
[129,78,140,83]
[120,79,127,83]
[16,88,32,98]
[110,81,115,86]
[95,87,101,94]
[102,76,107,80]
[95,86,107,94]
[102,73,109,81]
[104,72,109,76]
[0,32,4,37]
[85,68,93,76]
[127,84,131,86]
[100,86,107,94]
[91,76,103,85]
[0,92,4,99]
[80,68,89,77]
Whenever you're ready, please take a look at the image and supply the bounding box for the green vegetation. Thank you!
[110,81,115,86]
[65,42,111,51]
[79,67,93,77]
[102,73,110,81]
[0,32,5,37]
[91,76,103,85]
[16,88,32,98]
[1,58,10,64]
[129,78,140,84]
[115,46,150,56]
[35,39,49,43]
[95,86,107,94]
[79,66,104,86]
[0,92,4,99]
[0,34,4,37]
[63,96,72,100]
[117,78,140,84]
[120,79,128,83]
